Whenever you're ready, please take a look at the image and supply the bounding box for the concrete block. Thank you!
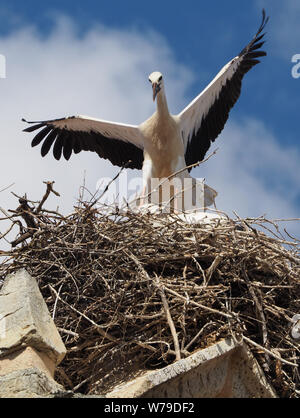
[107,338,277,398]
[0,368,65,398]
[0,269,66,365]
[0,346,55,379]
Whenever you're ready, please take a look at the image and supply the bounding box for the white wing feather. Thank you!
[178,56,242,149]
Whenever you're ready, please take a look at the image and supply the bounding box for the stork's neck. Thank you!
[156,89,170,117]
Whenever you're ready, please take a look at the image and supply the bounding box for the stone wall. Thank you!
[0,269,66,398]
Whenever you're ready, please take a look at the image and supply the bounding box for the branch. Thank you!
[0,183,15,193]
[9,181,61,247]
[88,161,132,210]
[36,181,60,214]
[49,285,119,343]
[155,274,181,361]
[243,336,298,368]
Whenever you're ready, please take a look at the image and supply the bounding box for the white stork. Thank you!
[23,11,268,211]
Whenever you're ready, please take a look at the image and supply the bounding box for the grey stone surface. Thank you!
[107,338,277,398]
[0,368,65,398]
[0,269,66,364]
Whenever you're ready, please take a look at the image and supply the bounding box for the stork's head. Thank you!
[148,71,164,102]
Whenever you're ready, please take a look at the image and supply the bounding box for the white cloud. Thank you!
[195,118,300,236]
[0,15,299,249]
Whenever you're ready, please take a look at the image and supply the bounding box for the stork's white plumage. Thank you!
[23,11,268,210]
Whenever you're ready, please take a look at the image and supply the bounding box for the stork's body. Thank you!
[23,11,269,211]
[140,88,184,179]
[139,74,209,209]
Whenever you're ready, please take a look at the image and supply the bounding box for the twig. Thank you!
[243,268,270,371]
[88,162,132,209]
[184,321,217,351]
[52,284,63,320]
[36,181,60,213]
[57,327,80,339]
[48,285,119,343]
[164,286,235,319]
[11,231,35,248]
[205,254,223,284]
[0,183,15,193]
[155,274,181,361]
[243,336,298,368]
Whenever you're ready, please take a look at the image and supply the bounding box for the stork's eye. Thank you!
[149,79,152,83]
[158,75,162,82]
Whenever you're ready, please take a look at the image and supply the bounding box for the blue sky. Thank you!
[0,0,299,240]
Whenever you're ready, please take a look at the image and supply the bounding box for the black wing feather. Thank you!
[23,123,46,133]
[53,135,64,161]
[24,121,144,170]
[185,10,269,171]
[41,130,58,157]
[31,126,52,147]
[62,131,73,161]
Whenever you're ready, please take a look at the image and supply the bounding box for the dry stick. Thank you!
[205,254,223,284]
[11,231,34,248]
[284,228,300,244]
[243,335,298,368]
[0,207,11,219]
[243,268,270,372]
[184,321,217,352]
[164,286,235,319]
[15,199,37,229]
[262,241,300,266]
[273,218,300,222]
[0,223,15,240]
[0,183,15,193]
[72,375,96,392]
[88,162,131,210]
[57,327,80,339]
[11,191,36,204]
[128,250,182,361]
[245,216,300,247]
[51,253,80,301]
[52,283,63,320]
[36,181,60,214]
[10,181,61,247]
[57,367,74,390]
[155,274,181,361]
[134,341,157,353]
[192,256,207,285]
[48,285,118,343]
[233,210,258,235]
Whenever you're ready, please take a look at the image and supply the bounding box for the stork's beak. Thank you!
[152,83,160,102]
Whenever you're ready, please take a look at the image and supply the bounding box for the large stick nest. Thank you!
[0,182,299,397]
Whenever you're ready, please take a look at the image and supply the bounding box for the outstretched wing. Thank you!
[179,10,269,171]
[23,115,145,170]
